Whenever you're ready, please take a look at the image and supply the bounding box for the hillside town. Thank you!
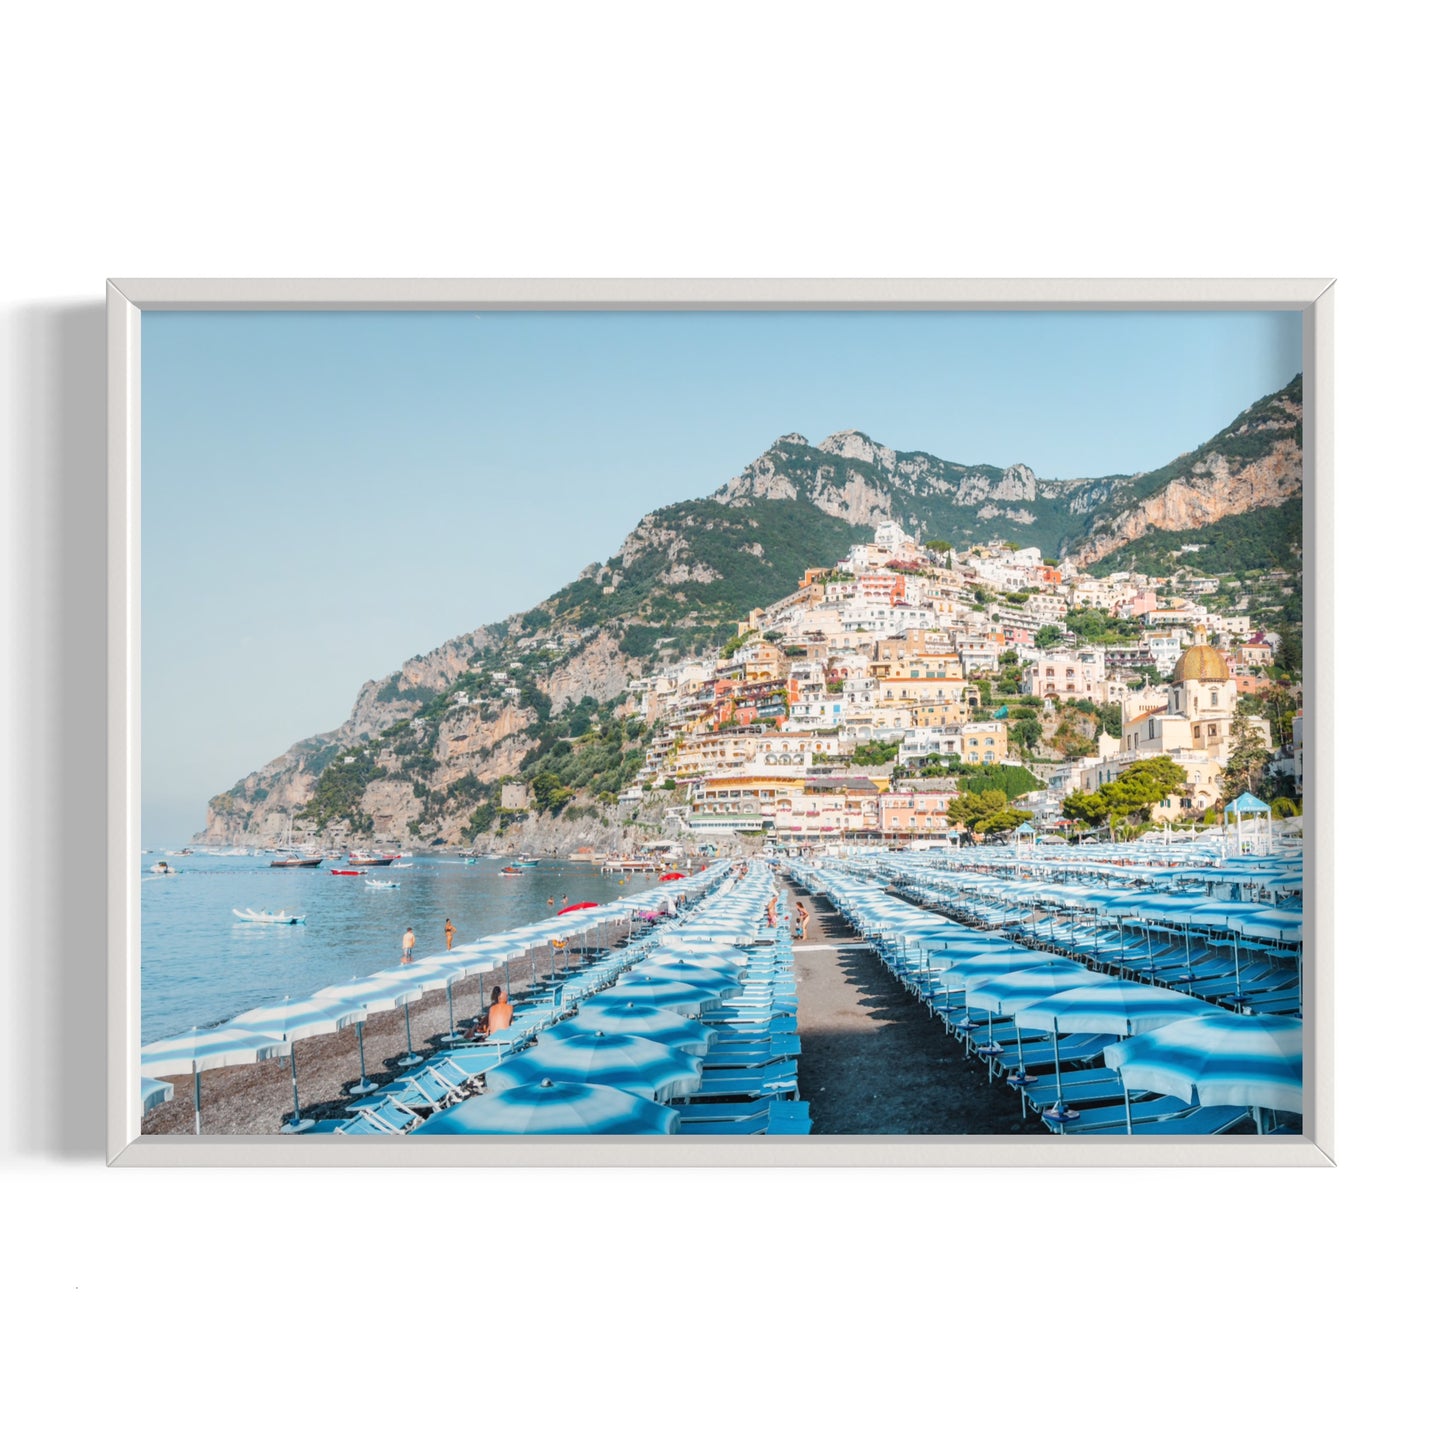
[617,522,1302,847]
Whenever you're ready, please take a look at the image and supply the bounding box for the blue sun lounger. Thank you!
[1040,1095,1194,1133]
[1022,1069,1128,1110]
[1082,1106,1251,1136]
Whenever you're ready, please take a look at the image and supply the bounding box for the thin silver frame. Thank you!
[107,278,1335,1167]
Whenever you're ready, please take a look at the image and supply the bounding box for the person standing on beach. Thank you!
[402,925,416,963]
[794,901,810,941]
[766,894,778,929]
[444,918,456,951]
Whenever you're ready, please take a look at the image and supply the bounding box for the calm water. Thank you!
[141,855,665,1043]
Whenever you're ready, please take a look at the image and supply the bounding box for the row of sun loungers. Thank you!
[789,860,1260,1137]
[320,864,812,1136]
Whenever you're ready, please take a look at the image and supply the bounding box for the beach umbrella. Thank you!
[608,974,740,1016]
[412,1080,680,1135]
[1103,1013,1303,1128]
[631,963,745,991]
[558,901,600,915]
[369,963,459,1065]
[1014,981,1216,1129]
[965,962,1099,1111]
[140,1026,292,1135]
[141,1076,173,1116]
[232,994,368,1132]
[562,1000,717,1057]
[316,973,427,1095]
[486,1031,703,1102]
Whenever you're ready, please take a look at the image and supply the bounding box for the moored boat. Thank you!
[232,907,306,925]
[270,855,323,868]
[330,868,363,876]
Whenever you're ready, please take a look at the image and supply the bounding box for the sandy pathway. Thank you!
[785,883,1045,1135]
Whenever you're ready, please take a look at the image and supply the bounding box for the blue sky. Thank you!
[142,308,1301,842]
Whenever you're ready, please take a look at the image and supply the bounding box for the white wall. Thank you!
[0,3,1419,1436]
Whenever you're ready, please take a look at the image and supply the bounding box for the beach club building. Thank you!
[879,788,953,843]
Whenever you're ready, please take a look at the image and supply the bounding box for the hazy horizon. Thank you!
[142,309,1303,843]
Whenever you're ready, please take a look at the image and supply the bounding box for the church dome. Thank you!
[1172,644,1231,683]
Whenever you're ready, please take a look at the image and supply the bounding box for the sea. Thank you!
[141,853,667,1044]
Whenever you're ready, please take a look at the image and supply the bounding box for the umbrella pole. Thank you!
[1121,1073,1134,1135]
[350,1021,378,1096]
[193,1067,202,1136]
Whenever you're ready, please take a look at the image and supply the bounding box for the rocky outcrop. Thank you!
[1071,440,1302,567]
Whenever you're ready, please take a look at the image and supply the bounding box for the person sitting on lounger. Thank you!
[468,986,514,1042]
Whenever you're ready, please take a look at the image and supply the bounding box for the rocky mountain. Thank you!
[198,375,1302,846]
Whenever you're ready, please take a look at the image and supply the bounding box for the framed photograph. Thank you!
[108,279,1333,1165]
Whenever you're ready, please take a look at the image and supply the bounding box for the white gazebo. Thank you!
[1224,791,1273,855]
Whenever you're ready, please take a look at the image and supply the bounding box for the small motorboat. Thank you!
[270,855,323,868]
[498,866,524,876]
[347,853,394,867]
[331,868,363,876]
[149,861,180,875]
[233,908,306,925]
[391,862,414,869]
[365,878,400,889]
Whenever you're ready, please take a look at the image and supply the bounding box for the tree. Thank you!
[947,785,1030,836]
[1011,715,1043,753]
[531,770,573,814]
[1034,624,1063,649]
[1062,756,1187,836]
[1221,720,1271,802]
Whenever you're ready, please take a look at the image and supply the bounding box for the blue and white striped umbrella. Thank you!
[609,975,738,1015]
[487,1030,703,1102]
[562,1001,717,1056]
[965,964,1102,1017]
[233,995,367,1133]
[139,1026,291,1135]
[141,1076,173,1116]
[631,963,745,991]
[316,974,427,1097]
[412,1080,680,1135]
[1103,1013,1303,1114]
[1015,981,1217,1124]
[1014,981,1216,1038]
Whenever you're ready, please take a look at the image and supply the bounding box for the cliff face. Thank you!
[1070,444,1301,567]
[199,374,1302,845]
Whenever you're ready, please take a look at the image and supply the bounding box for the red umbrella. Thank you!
[658,871,686,882]
[557,901,600,915]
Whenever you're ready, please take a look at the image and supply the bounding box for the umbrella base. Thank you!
[439,1030,465,1043]
[398,1052,423,1067]
[348,1080,380,1096]
[281,1117,316,1134]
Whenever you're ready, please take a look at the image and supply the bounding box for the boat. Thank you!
[149,861,180,875]
[390,861,414,869]
[347,853,395,867]
[365,878,400,889]
[330,868,363,876]
[498,865,525,876]
[515,856,540,868]
[270,855,323,868]
[233,908,306,925]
